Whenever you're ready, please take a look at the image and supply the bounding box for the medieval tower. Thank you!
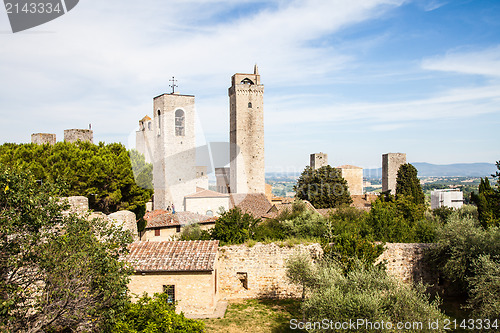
[229,65,265,194]
[152,93,199,211]
[382,152,407,195]
[136,116,154,164]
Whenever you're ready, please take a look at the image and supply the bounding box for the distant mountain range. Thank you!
[364,163,498,179]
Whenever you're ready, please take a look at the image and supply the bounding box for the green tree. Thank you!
[395,163,425,205]
[471,177,500,228]
[210,207,260,245]
[0,142,153,215]
[286,257,446,333]
[0,166,132,332]
[294,166,352,209]
[112,293,205,333]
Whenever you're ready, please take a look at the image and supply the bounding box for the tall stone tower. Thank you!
[136,115,154,163]
[64,129,93,143]
[310,153,328,170]
[382,153,406,195]
[229,65,265,194]
[152,93,198,211]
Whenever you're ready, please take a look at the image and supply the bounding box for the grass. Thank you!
[203,298,306,333]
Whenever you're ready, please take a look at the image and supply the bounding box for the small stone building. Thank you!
[127,240,220,316]
[141,210,215,241]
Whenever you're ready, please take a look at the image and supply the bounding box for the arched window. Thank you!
[241,78,254,85]
[148,122,152,130]
[206,210,214,217]
[175,109,185,136]
[248,102,252,108]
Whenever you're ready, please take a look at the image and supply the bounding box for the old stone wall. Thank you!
[375,243,437,286]
[64,129,93,143]
[218,242,437,300]
[31,133,56,145]
[218,242,323,300]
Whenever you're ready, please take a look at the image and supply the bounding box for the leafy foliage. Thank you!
[286,257,446,332]
[294,165,352,209]
[179,223,211,241]
[0,166,133,332]
[210,207,260,245]
[395,163,425,205]
[112,293,205,333]
[0,142,153,215]
[466,254,500,318]
[471,177,500,228]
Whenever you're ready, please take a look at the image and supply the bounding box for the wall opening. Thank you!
[157,110,161,135]
[237,272,248,289]
[248,102,252,108]
[175,109,185,136]
[154,228,160,237]
[163,285,175,304]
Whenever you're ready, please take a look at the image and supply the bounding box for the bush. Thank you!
[466,255,500,318]
[211,207,260,245]
[112,293,205,333]
[179,223,211,241]
[286,257,447,333]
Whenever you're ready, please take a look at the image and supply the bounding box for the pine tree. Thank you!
[294,165,352,209]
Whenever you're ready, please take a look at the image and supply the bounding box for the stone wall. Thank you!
[64,129,93,143]
[218,242,323,300]
[375,243,437,286]
[31,133,56,145]
[217,242,437,301]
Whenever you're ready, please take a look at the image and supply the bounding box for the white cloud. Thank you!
[422,46,500,77]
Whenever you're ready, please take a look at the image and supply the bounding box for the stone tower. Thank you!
[382,153,406,195]
[310,153,328,170]
[337,165,363,195]
[152,93,198,211]
[64,129,93,143]
[136,115,154,163]
[31,133,56,145]
[229,65,265,194]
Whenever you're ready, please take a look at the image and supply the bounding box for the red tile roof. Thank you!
[229,193,272,219]
[144,210,215,229]
[126,240,219,272]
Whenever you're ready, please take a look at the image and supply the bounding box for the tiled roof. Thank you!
[263,200,318,219]
[229,193,272,219]
[145,210,215,229]
[185,188,229,198]
[126,240,219,272]
[140,115,152,121]
[337,165,363,169]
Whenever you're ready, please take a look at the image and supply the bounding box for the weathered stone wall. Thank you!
[64,129,93,143]
[375,243,437,286]
[217,242,437,301]
[31,133,56,145]
[218,243,323,300]
[339,166,364,195]
[108,210,138,240]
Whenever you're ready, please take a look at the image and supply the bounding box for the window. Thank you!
[148,122,152,130]
[163,285,175,304]
[206,210,213,217]
[237,272,248,289]
[176,225,181,233]
[157,110,161,135]
[175,109,185,136]
[248,102,252,108]
[240,78,254,85]
[154,228,160,236]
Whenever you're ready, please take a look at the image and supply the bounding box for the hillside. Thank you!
[363,162,497,178]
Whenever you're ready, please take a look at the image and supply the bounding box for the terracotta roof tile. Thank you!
[126,240,219,272]
[145,210,214,229]
[229,193,272,218]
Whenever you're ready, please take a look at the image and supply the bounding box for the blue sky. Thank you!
[1,0,499,173]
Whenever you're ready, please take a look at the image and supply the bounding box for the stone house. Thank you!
[141,210,215,241]
[126,240,220,316]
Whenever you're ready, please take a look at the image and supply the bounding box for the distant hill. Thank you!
[364,163,497,178]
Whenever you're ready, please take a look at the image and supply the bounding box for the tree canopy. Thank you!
[0,166,133,332]
[294,165,352,209]
[0,142,153,215]
[395,163,425,205]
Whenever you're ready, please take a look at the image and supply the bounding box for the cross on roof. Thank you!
[169,76,178,94]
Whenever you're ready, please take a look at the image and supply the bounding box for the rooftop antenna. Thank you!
[169,76,178,94]
[89,123,92,130]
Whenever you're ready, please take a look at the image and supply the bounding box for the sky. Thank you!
[1,0,499,173]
